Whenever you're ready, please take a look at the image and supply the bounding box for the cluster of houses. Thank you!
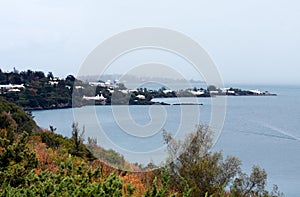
[82,80,148,102]
[48,78,60,86]
[88,79,119,88]
[81,79,270,102]
[217,88,267,95]
[187,88,267,96]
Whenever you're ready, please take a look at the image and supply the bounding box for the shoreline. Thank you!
[25,93,277,111]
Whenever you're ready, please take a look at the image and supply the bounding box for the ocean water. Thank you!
[33,85,300,196]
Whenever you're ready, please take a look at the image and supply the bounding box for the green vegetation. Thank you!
[0,97,36,133]
[162,126,283,197]
[36,127,95,161]
[0,128,128,196]
[0,69,73,110]
[0,69,276,110]
[1,156,127,196]
[0,96,283,196]
[87,145,126,170]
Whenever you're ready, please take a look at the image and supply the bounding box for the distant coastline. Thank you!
[0,69,276,111]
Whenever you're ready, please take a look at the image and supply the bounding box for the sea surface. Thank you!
[33,85,300,196]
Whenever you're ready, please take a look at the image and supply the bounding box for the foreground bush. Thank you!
[162,126,283,197]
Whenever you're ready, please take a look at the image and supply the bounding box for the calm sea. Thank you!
[33,85,300,196]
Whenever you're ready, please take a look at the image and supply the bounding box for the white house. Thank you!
[105,80,111,87]
[209,90,219,94]
[75,86,84,89]
[136,94,146,99]
[0,84,25,91]
[83,94,107,101]
[8,89,21,92]
[49,81,59,86]
[163,90,173,94]
[249,89,262,94]
[89,81,106,87]
[0,84,12,90]
[189,90,205,96]
[220,88,230,93]
[120,90,129,94]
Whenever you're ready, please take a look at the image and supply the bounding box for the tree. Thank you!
[117,83,127,90]
[0,132,38,187]
[34,71,45,80]
[207,85,217,91]
[66,75,76,82]
[49,125,57,132]
[163,126,242,196]
[0,112,17,147]
[71,122,86,157]
[111,90,131,105]
[87,136,97,146]
[13,67,19,74]
[0,70,7,84]
[231,166,268,196]
[9,73,22,84]
[0,97,37,134]
[47,72,54,80]
[162,125,282,197]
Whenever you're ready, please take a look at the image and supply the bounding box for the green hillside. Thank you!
[0,97,37,133]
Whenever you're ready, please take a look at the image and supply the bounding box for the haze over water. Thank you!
[33,85,300,196]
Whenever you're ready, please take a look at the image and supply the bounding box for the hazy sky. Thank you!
[0,0,299,85]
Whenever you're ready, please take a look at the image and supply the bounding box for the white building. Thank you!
[89,81,106,87]
[209,90,219,94]
[49,80,59,86]
[163,90,173,94]
[136,94,146,99]
[189,90,205,96]
[120,90,129,94]
[83,94,107,101]
[75,86,84,89]
[249,89,262,94]
[8,89,21,92]
[105,80,111,87]
[220,88,230,93]
[0,84,25,91]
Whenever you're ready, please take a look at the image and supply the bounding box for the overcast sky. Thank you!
[0,0,299,85]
